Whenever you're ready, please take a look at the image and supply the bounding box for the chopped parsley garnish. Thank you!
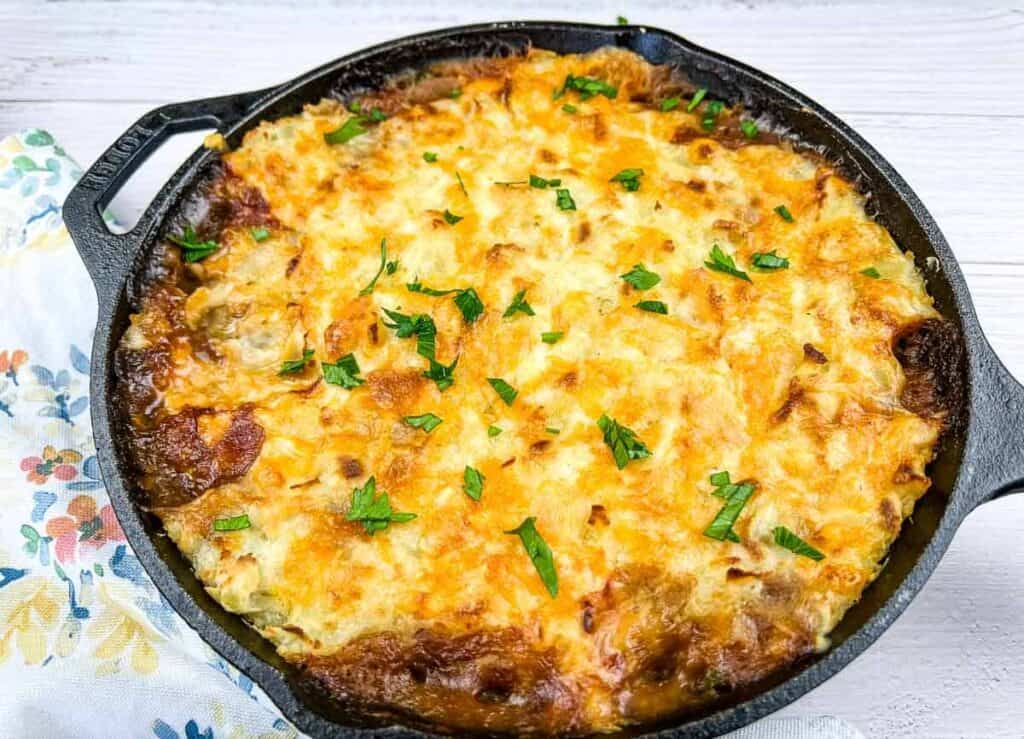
[488,425,503,437]
[751,251,790,270]
[861,267,882,279]
[704,482,756,542]
[455,170,468,196]
[660,96,681,112]
[346,476,416,535]
[449,87,462,99]
[463,465,485,501]
[423,354,459,392]
[529,174,562,189]
[382,308,437,358]
[322,353,365,389]
[634,300,668,314]
[617,15,629,25]
[278,348,314,376]
[423,151,438,163]
[774,204,795,222]
[610,168,644,192]
[620,263,661,290]
[541,331,564,344]
[702,100,724,131]
[773,526,825,561]
[705,244,751,282]
[250,227,270,242]
[212,514,250,532]
[487,377,518,406]
[443,209,463,225]
[453,288,485,323]
[740,119,759,139]
[347,100,361,113]
[407,281,484,324]
[503,289,535,318]
[707,469,756,505]
[597,414,652,469]
[545,426,561,435]
[358,238,398,296]
[505,517,558,597]
[404,413,443,432]
[562,103,577,114]
[555,188,576,211]
[687,87,708,112]
[553,74,618,102]
[169,226,219,263]
[324,109,385,145]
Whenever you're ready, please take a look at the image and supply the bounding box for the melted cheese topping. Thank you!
[135,48,941,731]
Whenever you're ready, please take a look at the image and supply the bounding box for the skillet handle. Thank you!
[964,336,1024,506]
[63,88,274,293]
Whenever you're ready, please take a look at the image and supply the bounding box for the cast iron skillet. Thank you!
[63,20,1024,738]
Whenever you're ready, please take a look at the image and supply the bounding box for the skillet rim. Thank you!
[68,19,995,738]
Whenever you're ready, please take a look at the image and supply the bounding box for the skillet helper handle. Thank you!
[63,88,273,292]
[966,336,1024,505]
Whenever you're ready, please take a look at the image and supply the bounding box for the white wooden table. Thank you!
[2,1,1022,736]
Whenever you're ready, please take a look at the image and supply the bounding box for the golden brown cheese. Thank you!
[116,48,946,733]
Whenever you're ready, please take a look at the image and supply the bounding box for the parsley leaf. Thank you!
[449,87,463,99]
[407,282,484,324]
[463,465,485,501]
[404,413,443,432]
[212,514,250,532]
[487,377,518,406]
[597,414,652,469]
[553,74,618,102]
[555,188,576,211]
[704,483,756,541]
[169,226,219,263]
[505,517,558,597]
[322,353,365,389]
[740,119,759,139]
[634,300,668,314]
[751,251,790,270]
[530,174,562,189]
[621,263,661,290]
[773,526,825,561]
[423,151,438,163]
[702,100,724,131]
[562,103,577,114]
[687,87,708,112]
[541,331,564,344]
[488,425,503,437]
[453,288,485,323]
[455,171,468,196]
[278,348,314,376]
[346,476,416,535]
[861,267,882,279]
[423,354,459,392]
[503,289,536,318]
[324,110,385,145]
[709,470,731,487]
[774,204,795,222]
[660,97,681,112]
[381,308,437,358]
[250,227,270,242]
[443,209,463,225]
[617,15,629,25]
[359,238,398,296]
[610,168,644,192]
[704,244,751,282]
[545,426,560,435]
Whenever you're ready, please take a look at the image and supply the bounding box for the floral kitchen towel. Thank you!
[0,129,296,739]
[0,128,862,739]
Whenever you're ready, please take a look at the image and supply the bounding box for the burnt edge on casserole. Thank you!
[112,47,966,735]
